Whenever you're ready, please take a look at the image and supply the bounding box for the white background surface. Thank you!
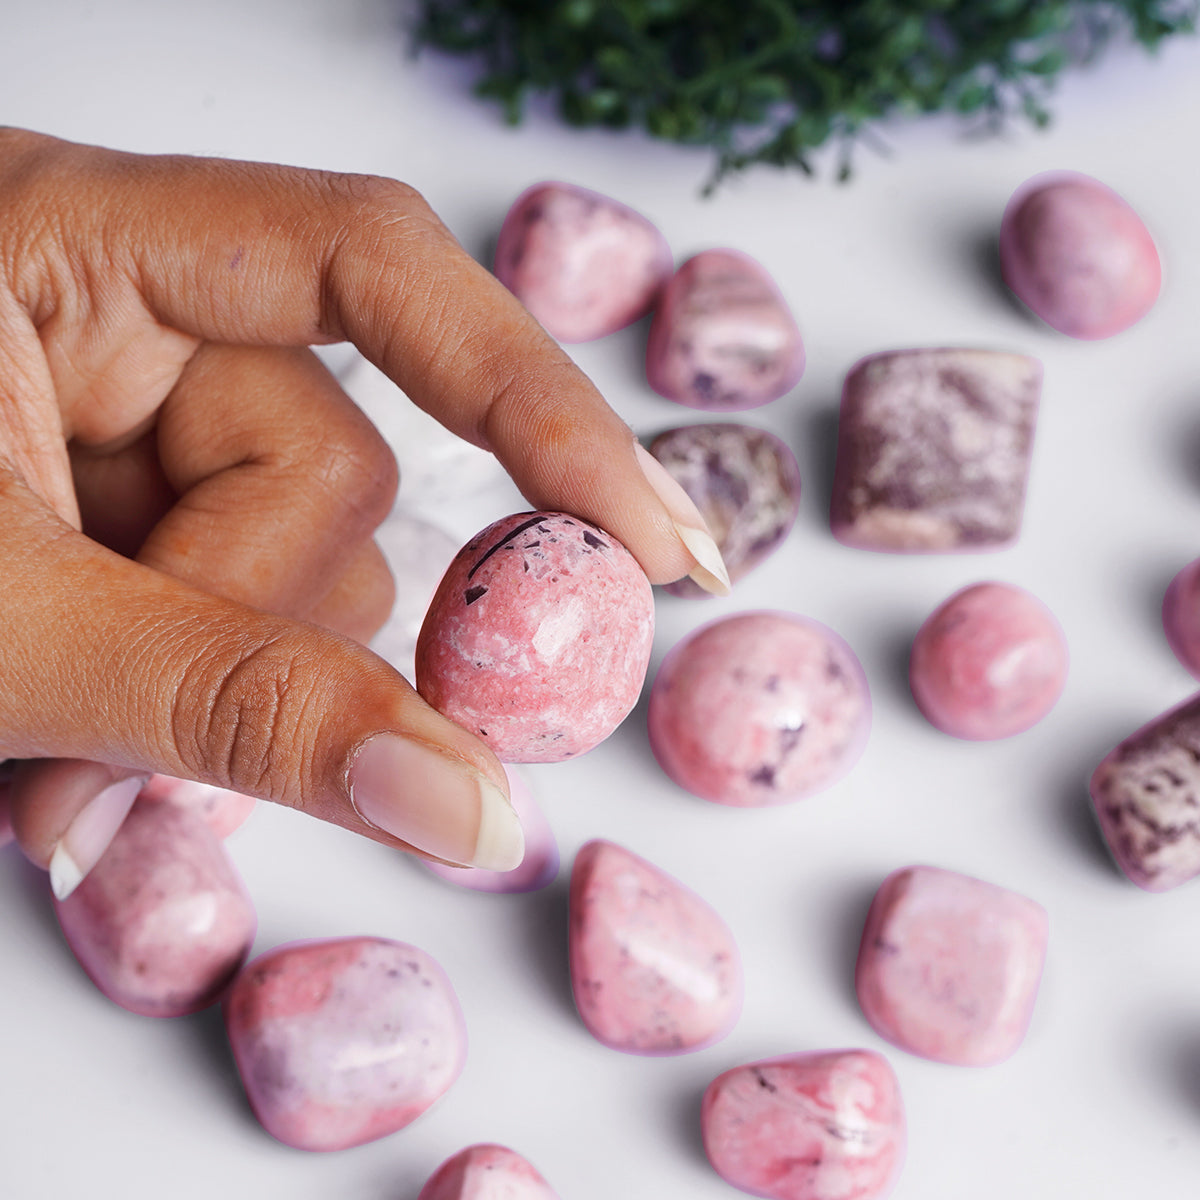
[3,2,1200,1197]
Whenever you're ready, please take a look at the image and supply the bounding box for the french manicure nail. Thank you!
[49,774,147,901]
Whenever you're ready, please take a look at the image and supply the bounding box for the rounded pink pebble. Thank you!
[648,612,871,806]
[53,799,256,1018]
[569,839,742,1055]
[224,936,466,1152]
[139,773,257,839]
[1162,556,1200,679]
[416,512,655,763]
[909,581,1067,740]
[418,1143,560,1200]
[702,1049,905,1200]
[494,181,672,343]
[999,171,1160,339]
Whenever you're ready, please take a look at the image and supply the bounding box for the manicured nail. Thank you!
[349,734,525,871]
[49,774,147,901]
[634,443,732,596]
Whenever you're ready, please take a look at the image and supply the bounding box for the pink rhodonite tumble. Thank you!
[224,937,466,1152]
[53,799,256,1017]
[1162,556,1200,680]
[418,1143,560,1200]
[855,866,1049,1066]
[416,512,655,763]
[569,839,741,1054]
[830,348,1041,552]
[648,611,871,806]
[494,181,672,343]
[139,773,257,839]
[999,171,1160,339]
[909,581,1068,739]
[646,248,805,410]
[702,1049,905,1200]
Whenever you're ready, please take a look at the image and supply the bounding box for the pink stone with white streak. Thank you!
[140,773,257,839]
[224,936,466,1151]
[53,799,256,1017]
[494,182,672,343]
[702,1049,905,1200]
[569,839,741,1054]
[418,1143,560,1200]
[855,866,1049,1066]
[1162,556,1200,680]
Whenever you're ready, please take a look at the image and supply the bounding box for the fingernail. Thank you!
[49,774,147,901]
[349,734,525,871]
[634,443,732,596]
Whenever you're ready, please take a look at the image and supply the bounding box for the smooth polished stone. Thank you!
[702,1049,905,1200]
[418,1143,560,1200]
[648,612,871,806]
[54,800,256,1018]
[1090,694,1200,891]
[909,581,1068,739]
[1000,171,1160,339]
[139,774,257,839]
[569,839,741,1054]
[830,349,1041,552]
[417,512,655,762]
[1162,557,1200,680]
[646,249,805,410]
[855,866,1049,1066]
[649,423,801,598]
[224,936,466,1151]
[494,181,672,343]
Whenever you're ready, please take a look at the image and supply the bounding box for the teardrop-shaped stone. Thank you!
[418,1144,560,1200]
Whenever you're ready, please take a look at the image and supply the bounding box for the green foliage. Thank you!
[414,0,1196,190]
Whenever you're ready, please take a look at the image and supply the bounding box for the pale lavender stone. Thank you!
[1162,557,1200,680]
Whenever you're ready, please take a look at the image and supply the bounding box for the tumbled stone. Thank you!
[224,936,466,1151]
[649,423,801,598]
[1000,171,1160,339]
[53,799,256,1018]
[648,611,870,806]
[139,774,257,839]
[646,249,805,410]
[909,581,1068,739]
[494,181,672,343]
[855,866,1048,1066]
[830,348,1041,552]
[1090,695,1200,891]
[1162,557,1200,680]
[569,839,741,1054]
[418,1143,560,1200]
[702,1049,905,1200]
[416,512,655,762]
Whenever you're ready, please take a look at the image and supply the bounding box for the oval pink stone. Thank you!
[1162,556,1200,680]
[702,1049,905,1200]
[416,512,655,762]
[646,248,805,410]
[418,1143,560,1200]
[53,799,256,1018]
[999,171,1161,339]
[648,611,871,806]
[224,936,466,1152]
[494,181,672,343]
[908,581,1068,740]
[569,839,741,1054]
[139,773,257,839]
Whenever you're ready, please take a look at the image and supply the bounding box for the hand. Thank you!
[0,128,728,897]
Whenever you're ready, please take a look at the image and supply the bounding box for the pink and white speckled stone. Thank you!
[909,582,1068,740]
[1162,557,1200,680]
[702,1049,905,1200]
[646,249,805,410]
[416,512,655,763]
[855,866,1049,1066]
[999,171,1160,339]
[494,182,672,343]
[53,799,256,1018]
[569,839,741,1054]
[139,774,257,839]
[648,612,871,806]
[224,936,466,1152]
[418,1143,560,1200]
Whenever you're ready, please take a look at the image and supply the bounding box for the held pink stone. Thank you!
[418,1143,560,1200]
[855,865,1049,1066]
[702,1049,905,1200]
[416,512,655,763]
[1162,557,1200,680]
[646,249,805,410]
[909,581,1068,739]
[568,839,741,1054]
[830,348,1041,552]
[224,936,466,1152]
[139,774,257,839]
[648,612,871,806]
[494,181,672,343]
[53,799,256,1018]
